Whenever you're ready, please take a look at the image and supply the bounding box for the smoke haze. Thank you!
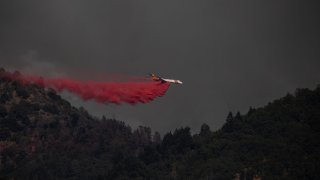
[1,0,320,133]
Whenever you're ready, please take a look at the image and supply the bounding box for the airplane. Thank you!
[149,73,183,85]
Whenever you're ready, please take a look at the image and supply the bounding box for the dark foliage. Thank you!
[0,70,319,179]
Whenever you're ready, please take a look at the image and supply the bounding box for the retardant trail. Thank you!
[2,71,170,105]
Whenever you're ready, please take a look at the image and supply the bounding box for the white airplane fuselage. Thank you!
[161,78,183,85]
[149,74,183,85]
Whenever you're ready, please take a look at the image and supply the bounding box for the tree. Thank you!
[200,123,211,137]
[0,105,7,117]
[134,126,152,146]
[153,131,161,144]
[235,112,241,120]
[226,112,234,123]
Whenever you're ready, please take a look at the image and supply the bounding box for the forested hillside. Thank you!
[0,69,319,179]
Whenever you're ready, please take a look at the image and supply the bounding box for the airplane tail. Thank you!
[149,73,161,81]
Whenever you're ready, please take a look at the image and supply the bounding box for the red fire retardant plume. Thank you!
[3,72,170,105]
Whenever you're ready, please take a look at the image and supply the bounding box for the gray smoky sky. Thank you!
[1,0,320,134]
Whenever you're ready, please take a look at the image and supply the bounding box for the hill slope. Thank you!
[0,69,319,179]
[0,70,147,179]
